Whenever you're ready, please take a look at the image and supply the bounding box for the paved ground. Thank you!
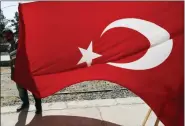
[1,97,164,126]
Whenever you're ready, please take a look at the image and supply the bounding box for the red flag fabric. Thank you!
[14,1,184,126]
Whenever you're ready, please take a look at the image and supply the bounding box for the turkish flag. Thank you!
[14,1,184,126]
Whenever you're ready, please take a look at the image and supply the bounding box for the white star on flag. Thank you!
[77,41,102,67]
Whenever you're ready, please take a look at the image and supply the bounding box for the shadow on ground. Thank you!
[15,108,121,126]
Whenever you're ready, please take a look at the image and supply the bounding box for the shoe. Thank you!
[16,104,29,112]
[35,109,42,114]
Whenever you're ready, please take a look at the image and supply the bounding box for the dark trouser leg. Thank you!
[16,84,29,105]
[33,94,42,111]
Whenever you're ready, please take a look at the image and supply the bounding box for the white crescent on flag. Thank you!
[101,18,173,70]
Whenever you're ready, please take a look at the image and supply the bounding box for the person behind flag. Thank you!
[2,29,42,114]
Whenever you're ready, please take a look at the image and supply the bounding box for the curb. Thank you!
[1,97,145,114]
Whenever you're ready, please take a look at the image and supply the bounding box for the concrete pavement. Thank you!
[1,97,164,126]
